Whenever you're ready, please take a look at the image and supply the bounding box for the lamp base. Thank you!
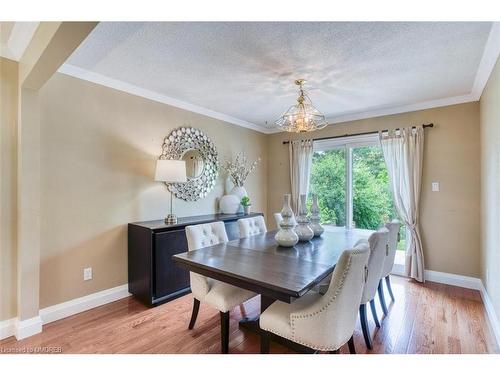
[165,214,178,225]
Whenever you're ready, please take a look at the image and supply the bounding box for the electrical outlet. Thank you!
[432,182,440,192]
[83,267,92,281]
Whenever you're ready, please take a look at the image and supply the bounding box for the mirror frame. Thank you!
[159,127,219,201]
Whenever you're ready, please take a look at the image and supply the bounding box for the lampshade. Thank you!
[155,159,187,183]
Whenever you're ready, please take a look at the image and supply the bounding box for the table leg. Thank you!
[238,295,273,333]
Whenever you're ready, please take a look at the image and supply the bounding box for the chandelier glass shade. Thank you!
[274,79,328,133]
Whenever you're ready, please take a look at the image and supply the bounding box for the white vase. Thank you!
[275,194,299,247]
[230,185,248,200]
[294,194,314,242]
[219,194,240,214]
[310,194,324,237]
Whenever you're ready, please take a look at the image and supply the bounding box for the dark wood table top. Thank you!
[173,227,373,303]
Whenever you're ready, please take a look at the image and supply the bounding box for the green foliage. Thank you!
[309,145,400,232]
[241,196,250,206]
[352,146,395,230]
[309,150,346,226]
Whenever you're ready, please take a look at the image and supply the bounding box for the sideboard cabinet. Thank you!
[128,213,263,306]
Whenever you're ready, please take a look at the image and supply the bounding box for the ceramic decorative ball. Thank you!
[219,194,240,214]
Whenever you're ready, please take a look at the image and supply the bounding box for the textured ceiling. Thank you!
[65,22,492,131]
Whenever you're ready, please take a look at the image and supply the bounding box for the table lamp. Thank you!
[155,159,187,224]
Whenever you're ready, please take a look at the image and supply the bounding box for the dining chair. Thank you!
[273,212,297,228]
[359,227,389,350]
[238,216,267,238]
[377,220,400,315]
[259,242,370,354]
[185,221,257,353]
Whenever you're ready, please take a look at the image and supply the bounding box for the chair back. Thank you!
[381,220,400,278]
[238,216,267,238]
[273,213,283,228]
[290,242,370,350]
[185,221,228,299]
[361,227,389,303]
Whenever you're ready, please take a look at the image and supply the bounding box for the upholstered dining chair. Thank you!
[359,227,389,350]
[185,221,257,353]
[259,242,370,354]
[377,220,400,315]
[238,216,267,238]
[273,212,297,228]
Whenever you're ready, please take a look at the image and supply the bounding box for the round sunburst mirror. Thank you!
[159,127,219,201]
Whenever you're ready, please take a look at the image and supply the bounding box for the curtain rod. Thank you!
[281,123,434,145]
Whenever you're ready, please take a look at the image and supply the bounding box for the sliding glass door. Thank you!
[352,145,395,230]
[310,148,347,227]
[310,135,406,265]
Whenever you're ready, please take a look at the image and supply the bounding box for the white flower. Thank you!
[222,152,261,187]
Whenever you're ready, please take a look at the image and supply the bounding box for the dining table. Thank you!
[172,226,373,352]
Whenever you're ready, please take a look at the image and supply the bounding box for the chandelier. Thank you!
[274,79,328,133]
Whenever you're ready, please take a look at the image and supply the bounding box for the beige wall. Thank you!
[480,57,500,321]
[38,73,268,308]
[2,59,487,313]
[268,102,481,277]
[0,57,18,320]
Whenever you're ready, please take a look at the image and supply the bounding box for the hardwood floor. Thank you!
[0,276,497,354]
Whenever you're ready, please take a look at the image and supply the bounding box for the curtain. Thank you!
[289,139,313,214]
[379,126,425,282]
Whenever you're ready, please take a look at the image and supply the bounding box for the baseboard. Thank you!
[424,269,483,290]
[390,263,405,276]
[479,283,500,348]
[1,284,131,341]
[14,316,43,340]
[421,269,500,349]
[40,284,131,325]
[0,318,16,340]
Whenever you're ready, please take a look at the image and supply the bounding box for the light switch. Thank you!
[432,182,440,192]
[83,267,92,281]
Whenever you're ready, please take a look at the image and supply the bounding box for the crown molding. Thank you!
[328,93,477,126]
[58,64,273,134]
[471,22,500,100]
[262,93,478,134]
[59,22,498,136]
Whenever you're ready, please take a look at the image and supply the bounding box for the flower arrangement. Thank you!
[222,152,261,187]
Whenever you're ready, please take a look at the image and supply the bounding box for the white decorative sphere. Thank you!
[219,194,240,214]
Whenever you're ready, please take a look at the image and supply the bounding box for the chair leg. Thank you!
[347,335,356,354]
[261,330,270,354]
[220,311,230,354]
[239,303,247,318]
[359,304,373,350]
[188,298,200,329]
[378,280,388,315]
[369,299,380,328]
[385,275,395,302]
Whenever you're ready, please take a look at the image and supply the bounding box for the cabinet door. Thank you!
[154,229,190,298]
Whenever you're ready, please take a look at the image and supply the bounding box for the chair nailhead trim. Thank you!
[264,248,367,351]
